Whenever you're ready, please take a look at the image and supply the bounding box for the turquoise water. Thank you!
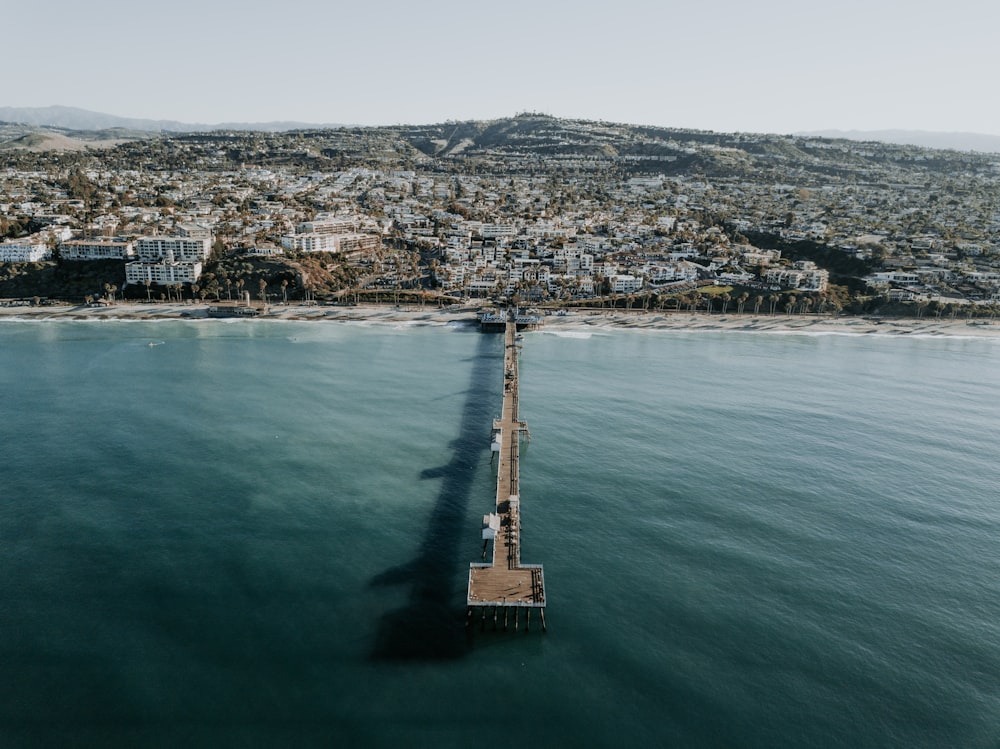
[2,320,1000,747]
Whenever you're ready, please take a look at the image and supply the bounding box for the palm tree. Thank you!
[721,292,731,315]
[258,278,267,306]
[768,294,779,316]
[753,295,763,315]
[281,279,288,304]
[144,279,152,302]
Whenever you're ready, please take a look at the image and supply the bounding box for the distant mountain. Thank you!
[0,105,339,133]
[799,129,1000,154]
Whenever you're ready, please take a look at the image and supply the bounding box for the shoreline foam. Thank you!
[1,302,998,339]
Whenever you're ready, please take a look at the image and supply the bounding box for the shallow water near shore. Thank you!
[2,320,1000,747]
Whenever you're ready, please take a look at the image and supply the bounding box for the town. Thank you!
[2,113,999,318]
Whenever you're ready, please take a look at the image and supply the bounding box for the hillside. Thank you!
[0,105,339,133]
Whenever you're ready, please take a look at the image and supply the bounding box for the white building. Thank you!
[0,241,50,262]
[122,236,210,286]
[175,223,212,239]
[867,271,920,287]
[646,263,698,285]
[552,249,594,275]
[125,261,203,286]
[244,246,284,257]
[611,274,643,293]
[280,232,380,260]
[765,261,829,292]
[60,240,135,260]
[135,236,212,263]
[297,217,358,235]
[480,223,517,239]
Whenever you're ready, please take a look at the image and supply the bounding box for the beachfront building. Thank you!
[135,236,212,263]
[765,260,829,292]
[646,262,698,285]
[0,241,51,262]
[125,260,203,286]
[60,239,135,260]
[125,236,212,287]
[611,274,643,293]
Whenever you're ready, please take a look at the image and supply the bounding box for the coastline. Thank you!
[1,301,998,339]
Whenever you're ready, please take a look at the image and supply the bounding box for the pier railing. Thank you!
[467,318,546,632]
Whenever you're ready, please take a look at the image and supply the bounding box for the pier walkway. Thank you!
[467,319,546,631]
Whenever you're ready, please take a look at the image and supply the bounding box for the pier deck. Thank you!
[468,320,546,617]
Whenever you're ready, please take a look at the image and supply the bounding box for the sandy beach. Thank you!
[1,301,998,338]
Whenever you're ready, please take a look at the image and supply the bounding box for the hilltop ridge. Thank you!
[2,105,999,153]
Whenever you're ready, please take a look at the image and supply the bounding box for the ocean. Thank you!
[1,319,999,747]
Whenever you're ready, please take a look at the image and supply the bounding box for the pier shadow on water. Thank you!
[369,333,499,661]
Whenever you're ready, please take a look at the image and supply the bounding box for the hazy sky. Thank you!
[8,0,1000,135]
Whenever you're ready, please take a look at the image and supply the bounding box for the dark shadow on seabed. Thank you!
[369,332,500,660]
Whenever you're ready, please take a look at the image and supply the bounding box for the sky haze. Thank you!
[8,0,999,135]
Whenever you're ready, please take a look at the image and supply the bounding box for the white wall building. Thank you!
[480,223,517,239]
[60,240,135,260]
[125,261,203,286]
[297,217,358,235]
[280,232,379,259]
[0,241,50,262]
[765,261,829,292]
[646,263,698,285]
[135,236,212,263]
[175,223,212,239]
[611,274,643,293]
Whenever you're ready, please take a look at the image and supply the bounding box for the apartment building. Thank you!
[135,236,212,263]
[60,240,135,260]
[125,236,211,286]
[125,261,203,286]
[765,260,830,292]
[0,241,50,262]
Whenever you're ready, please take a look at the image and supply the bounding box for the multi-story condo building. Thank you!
[0,241,51,262]
[60,240,135,260]
[125,261,203,286]
[135,236,212,263]
[765,260,830,292]
[175,223,212,239]
[297,217,358,235]
[280,232,379,260]
[611,274,643,293]
[480,223,517,239]
[125,236,212,287]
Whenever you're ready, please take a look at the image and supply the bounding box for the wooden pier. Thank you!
[467,318,546,631]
